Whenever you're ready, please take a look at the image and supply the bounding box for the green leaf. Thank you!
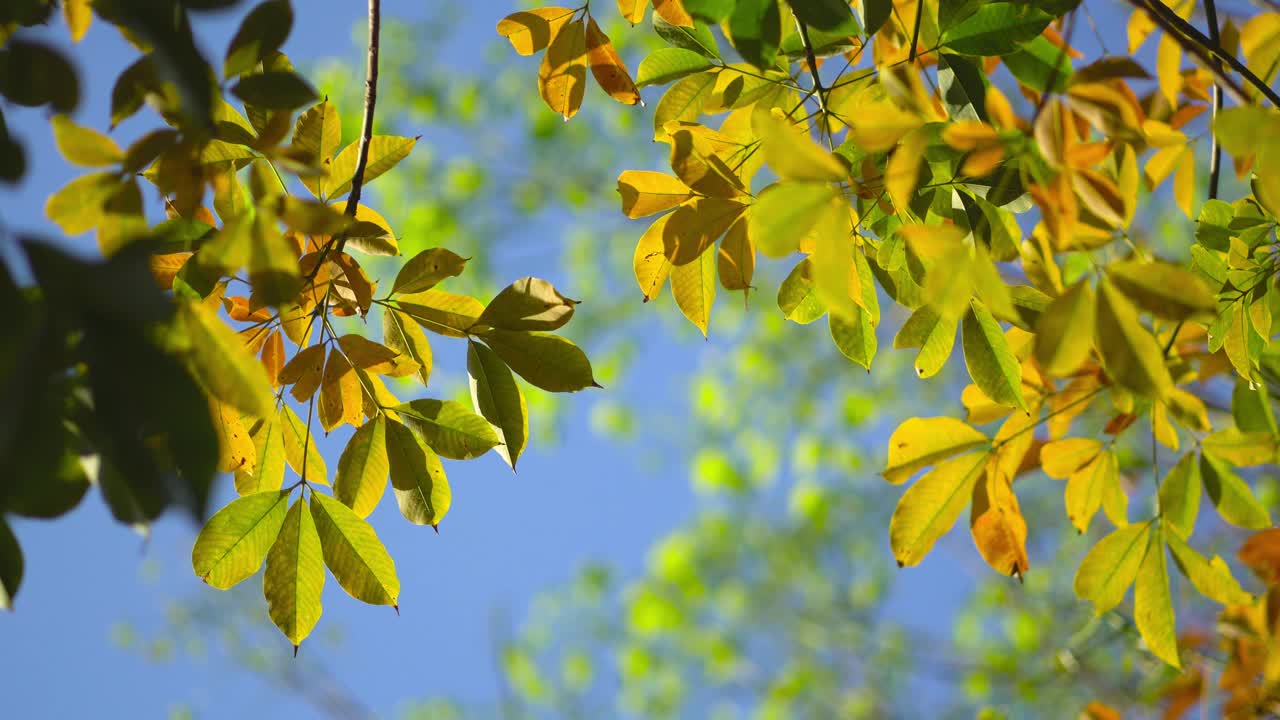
[1094,279,1172,399]
[1003,35,1072,92]
[653,13,721,58]
[292,99,341,163]
[894,305,959,379]
[777,258,826,324]
[1166,531,1252,607]
[1108,259,1216,321]
[280,405,328,485]
[1202,427,1278,466]
[889,451,987,567]
[942,3,1052,56]
[862,0,892,34]
[390,248,468,296]
[52,115,123,166]
[682,0,736,23]
[310,492,399,606]
[232,71,317,110]
[235,415,286,495]
[395,290,484,338]
[789,0,857,32]
[1200,454,1271,529]
[938,54,988,122]
[468,341,528,470]
[385,418,451,527]
[1159,452,1201,539]
[382,308,433,386]
[750,182,839,257]
[179,301,275,417]
[636,48,716,87]
[961,299,1026,411]
[1033,280,1095,376]
[394,398,502,460]
[333,416,390,519]
[479,329,598,393]
[191,490,290,589]
[323,135,417,200]
[1134,524,1180,668]
[728,0,781,69]
[883,417,989,485]
[223,0,293,79]
[479,277,578,332]
[0,516,22,610]
[829,306,876,369]
[263,498,324,649]
[1073,522,1150,615]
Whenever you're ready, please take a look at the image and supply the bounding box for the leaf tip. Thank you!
[431,524,439,534]
[896,559,905,568]
[293,644,300,658]
[393,604,400,616]
[590,380,604,389]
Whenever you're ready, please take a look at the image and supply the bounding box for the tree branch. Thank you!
[794,19,827,114]
[1126,0,1280,107]
[1205,0,1224,200]
[339,0,382,248]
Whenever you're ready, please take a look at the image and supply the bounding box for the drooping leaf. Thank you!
[961,300,1026,411]
[539,19,588,119]
[382,308,433,386]
[1033,280,1095,376]
[1073,522,1150,615]
[280,405,328,485]
[894,305,959,379]
[829,307,876,369]
[1159,452,1201,539]
[970,463,1029,578]
[333,416,389,519]
[479,329,598,392]
[191,490,290,589]
[394,398,502,460]
[776,258,826,324]
[309,492,399,606]
[1200,454,1271,529]
[467,341,528,470]
[1064,451,1116,534]
[586,17,640,105]
[889,451,987,567]
[1166,532,1252,607]
[883,417,989,485]
[1133,525,1180,668]
[497,7,577,56]
[236,415,286,495]
[670,244,717,336]
[1108,259,1216,321]
[1094,279,1172,399]
[263,498,324,649]
[1040,438,1102,479]
[223,0,293,79]
[179,301,275,417]
[384,418,451,527]
[0,517,22,610]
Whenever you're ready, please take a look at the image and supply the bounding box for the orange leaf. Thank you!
[586,18,639,105]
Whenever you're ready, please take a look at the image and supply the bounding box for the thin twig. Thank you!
[794,19,827,114]
[1126,0,1280,107]
[338,0,382,249]
[907,0,923,63]
[1204,0,1224,200]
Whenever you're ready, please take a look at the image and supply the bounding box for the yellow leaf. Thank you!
[885,126,927,211]
[210,398,255,475]
[634,213,674,301]
[883,417,989,485]
[618,0,649,25]
[670,243,717,336]
[668,126,747,197]
[1065,451,1117,534]
[1074,521,1150,615]
[970,461,1029,579]
[395,290,485,338]
[652,0,692,27]
[382,309,434,386]
[846,103,924,153]
[889,451,988,567]
[1034,280,1095,376]
[333,416,390,519]
[617,170,692,218]
[1095,279,1173,399]
[52,115,122,166]
[586,18,639,105]
[263,498,324,649]
[497,7,577,55]
[1156,32,1183,107]
[63,0,92,42]
[810,197,857,320]
[1173,144,1195,218]
[1127,8,1156,53]
[663,196,746,265]
[281,344,326,402]
[337,335,418,378]
[1134,524,1181,668]
[1040,438,1102,479]
[539,19,588,120]
[749,182,839,258]
[179,301,275,418]
[716,216,753,297]
[756,110,846,182]
[280,406,328,486]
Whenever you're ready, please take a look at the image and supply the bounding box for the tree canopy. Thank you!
[6,0,1280,716]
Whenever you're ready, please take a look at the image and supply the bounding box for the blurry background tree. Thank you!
[8,0,1280,718]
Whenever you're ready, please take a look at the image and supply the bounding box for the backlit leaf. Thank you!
[480,277,578,332]
[324,135,416,200]
[396,290,484,338]
[468,341,528,470]
[263,498,324,648]
[1134,525,1180,668]
[889,451,987,567]
[385,418,452,527]
[52,115,122,166]
[1200,454,1271,529]
[883,417,989,485]
[970,463,1029,578]
[1166,532,1252,607]
[179,301,275,417]
[394,399,502,460]
[280,405,328,485]
[618,171,693,218]
[671,243,717,335]
[333,416,389,518]
[1108,259,1216,321]
[310,492,399,606]
[586,18,640,105]
[1033,280,1095,376]
[191,490,290,589]
[749,182,839,258]
[391,248,468,296]
[498,7,577,55]
[1094,279,1172,399]
[479,329,598,392]
[962,299,1026,411]
[382,309,433,386]
[1074,522,1150,615]
[539,19,588,119]
[637,47,715,87]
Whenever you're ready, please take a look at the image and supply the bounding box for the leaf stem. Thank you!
[794,19,827,115]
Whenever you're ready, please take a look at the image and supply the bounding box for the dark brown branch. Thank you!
[907,0,923,63]
[794,19,827,114]
[1126,0,1280,107]
[339,0,382,248]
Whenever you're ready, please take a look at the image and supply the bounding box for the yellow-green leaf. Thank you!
[394,398,502,460]
[829,307,876,370]
[618,170,693,218]
[235,415,286,495]
[756,111,846,182]
[310,492,399,606]
[467,341,528,470]
[52,115,122,166]
[1040,438,1102,479]
[1202,427,1278,467]
[323,135,416,201]
[292,99,341,164]
[1134,524,1180,668]
[395,290,484,338]
[894,305,959,379]
[1065,451,1116,534]
[1166,531,1252,607]
[670,244,716,336]
[333,415,389,519]
[962,299,1026,411]
[385,418,451,527]
[191,490,290,589]
[1159,452,1201,539]
[889,451,987,567]
[777,258,826,324]
[1201,454,1271,529]
[479,277,578,332]
[391,248,468,296]
[749,182,839,257]
[179,301,275,417]
[1108,259,1216,321]
[1095,279,1172,399]
[1034,280,1095,376]
[883,417,989,485]
[1073,522,1150,615]
[280,405,328,485]
[382,309,433,386]
[263,498,324,649]
[479,329,597,392]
